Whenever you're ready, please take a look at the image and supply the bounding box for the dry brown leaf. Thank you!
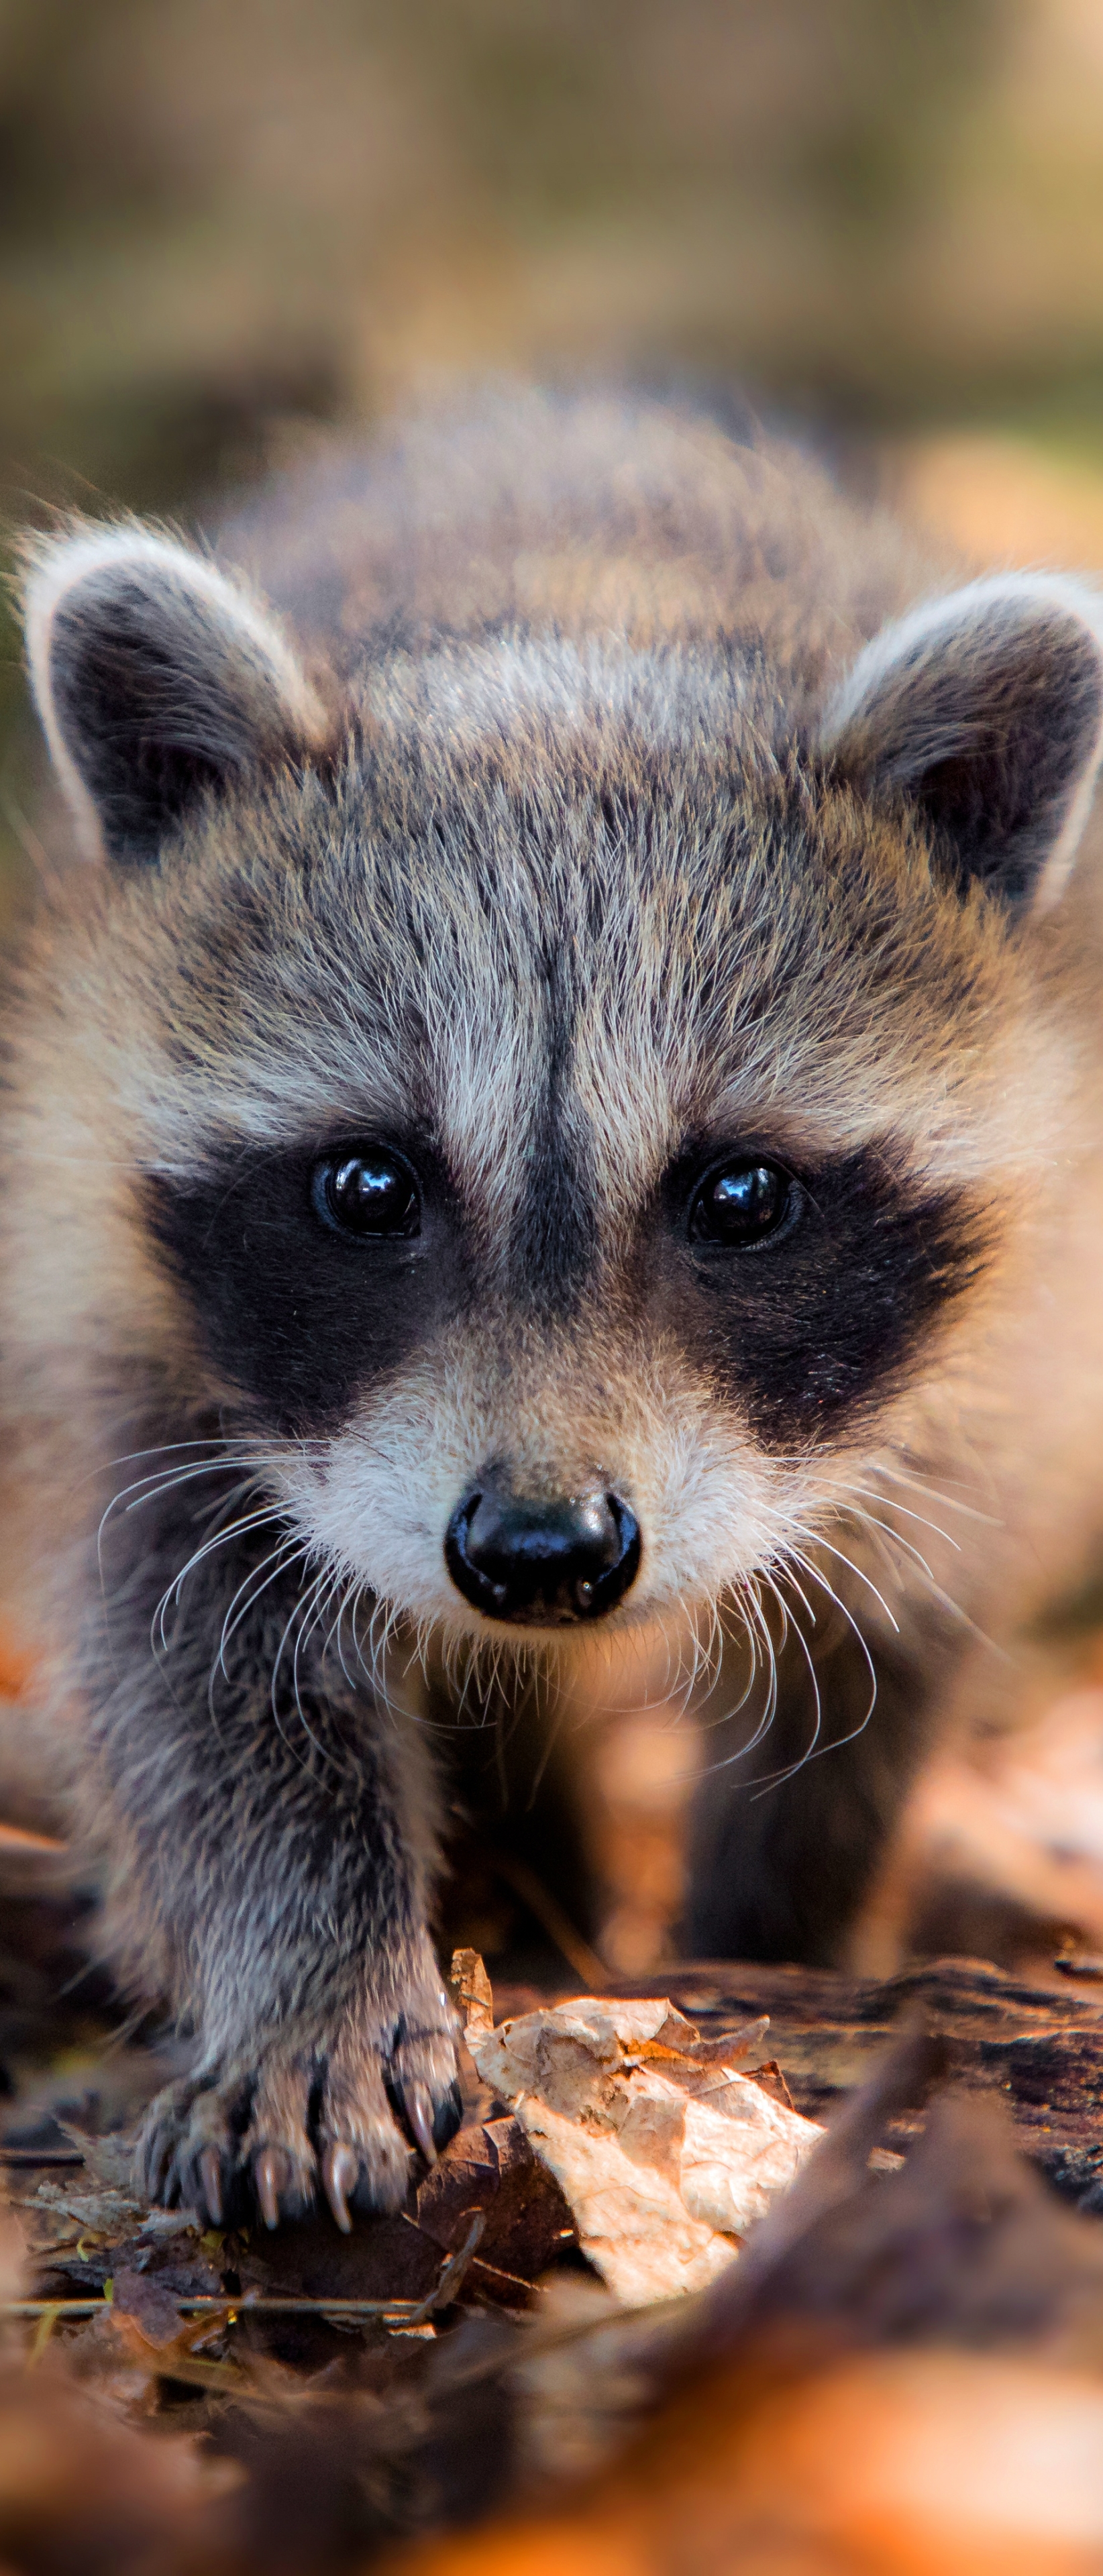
[111,2265,199,2351]
[468,1990,822,2303]
[448,1947,494,2045]
[416,2114,576,2300]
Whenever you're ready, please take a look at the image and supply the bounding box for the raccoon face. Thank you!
[23,528,1103,1650]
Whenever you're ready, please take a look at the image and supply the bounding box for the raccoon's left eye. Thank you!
[689,1160,793,1248]
[311,1148,421,1239]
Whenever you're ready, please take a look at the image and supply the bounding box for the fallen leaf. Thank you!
[469,1990,822,2302]
[448,1949,494,2045]
[417,2114,576,2298]
[511,2094,735,2301]
[471,1994,694,2116]
[112,2265,191,2349]
[58,2125,140,2189]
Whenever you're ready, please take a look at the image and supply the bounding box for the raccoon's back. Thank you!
[219,385,948,726]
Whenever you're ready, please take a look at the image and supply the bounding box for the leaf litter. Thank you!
[464,1973,823,2300]
[7,1919,1103,2568]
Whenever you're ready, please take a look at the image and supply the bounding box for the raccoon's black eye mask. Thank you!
[148,1127,984,1453]
[656,1140,986,1446]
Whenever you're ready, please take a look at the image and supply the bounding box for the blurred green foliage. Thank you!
[3,0,1103,906]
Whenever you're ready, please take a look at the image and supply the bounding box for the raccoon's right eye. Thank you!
[311,1148,421,1239]
[689,1159,793,1248]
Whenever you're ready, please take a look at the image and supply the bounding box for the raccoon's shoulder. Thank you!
[216,384,950,720]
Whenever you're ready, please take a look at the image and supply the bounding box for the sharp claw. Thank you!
[198,2147,223,2226]
[142,2123,176,2201]
[440,2078,464,2151]
[254,2146,288,2232]
[406,2084,438,2167]
[322,2141,359,2233]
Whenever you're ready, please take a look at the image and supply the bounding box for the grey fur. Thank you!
[6,385,1103,2224]
[96,1466,456,2222]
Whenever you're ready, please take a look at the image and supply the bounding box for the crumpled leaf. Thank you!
[448,1948,494,2045]
[468,1988,822,2304]
[15,2169,200,2272]
[112,2265,196,2350]
[417,2114,576,2300]
[58,2125,139,2189]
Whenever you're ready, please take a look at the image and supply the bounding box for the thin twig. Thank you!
[0,2151,86,2167]
[3,2218,496,2331]
[1,2296,427,2321]
[145,2351,248,2391]
[405,2212,486,2322]
[26,2304,62,2367]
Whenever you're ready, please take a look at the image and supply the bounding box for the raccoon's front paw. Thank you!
[136,1994,462,2233]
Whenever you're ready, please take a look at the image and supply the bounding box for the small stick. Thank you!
[3,2300,105,2320]
[405,2212,486,2324]
[27,2304,62,2365]
[1,2296,427,2321]
[4,2211,508,2334]
[0,2151,86,2167]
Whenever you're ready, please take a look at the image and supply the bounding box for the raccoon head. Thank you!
[23,523,1103,1660]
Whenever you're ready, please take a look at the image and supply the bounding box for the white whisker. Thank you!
[269,1565,330,1776]
[775,1513,901,1633]
[865,1458,1001,1527]
[824,1478,961,1554]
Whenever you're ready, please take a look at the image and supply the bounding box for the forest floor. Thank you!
[4,1774,1103,2573]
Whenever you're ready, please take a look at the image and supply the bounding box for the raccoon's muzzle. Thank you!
[445,1472,641,1625]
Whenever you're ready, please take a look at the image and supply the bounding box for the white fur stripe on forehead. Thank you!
[23,521,327,863]
[823,570,1103,910]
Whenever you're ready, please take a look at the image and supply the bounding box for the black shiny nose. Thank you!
[445,1474,641,1625]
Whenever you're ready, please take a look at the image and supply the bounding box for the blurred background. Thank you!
[5,0,1103,914]
[7,0,1103,1980]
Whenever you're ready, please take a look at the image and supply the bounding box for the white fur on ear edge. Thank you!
[23,522,328,861]
[823,570,1103,911]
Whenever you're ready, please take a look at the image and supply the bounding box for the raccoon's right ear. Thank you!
[22,523,329,865]
[822,572,1103,911]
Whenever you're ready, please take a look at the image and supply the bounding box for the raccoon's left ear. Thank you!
[22,523,329,865]
[822,572,1103,909]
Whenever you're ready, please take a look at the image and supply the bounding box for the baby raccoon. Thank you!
[5,385,1103,2232]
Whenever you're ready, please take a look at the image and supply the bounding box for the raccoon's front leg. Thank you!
[131,1739,462,2232]
[91,1538,461,2231]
